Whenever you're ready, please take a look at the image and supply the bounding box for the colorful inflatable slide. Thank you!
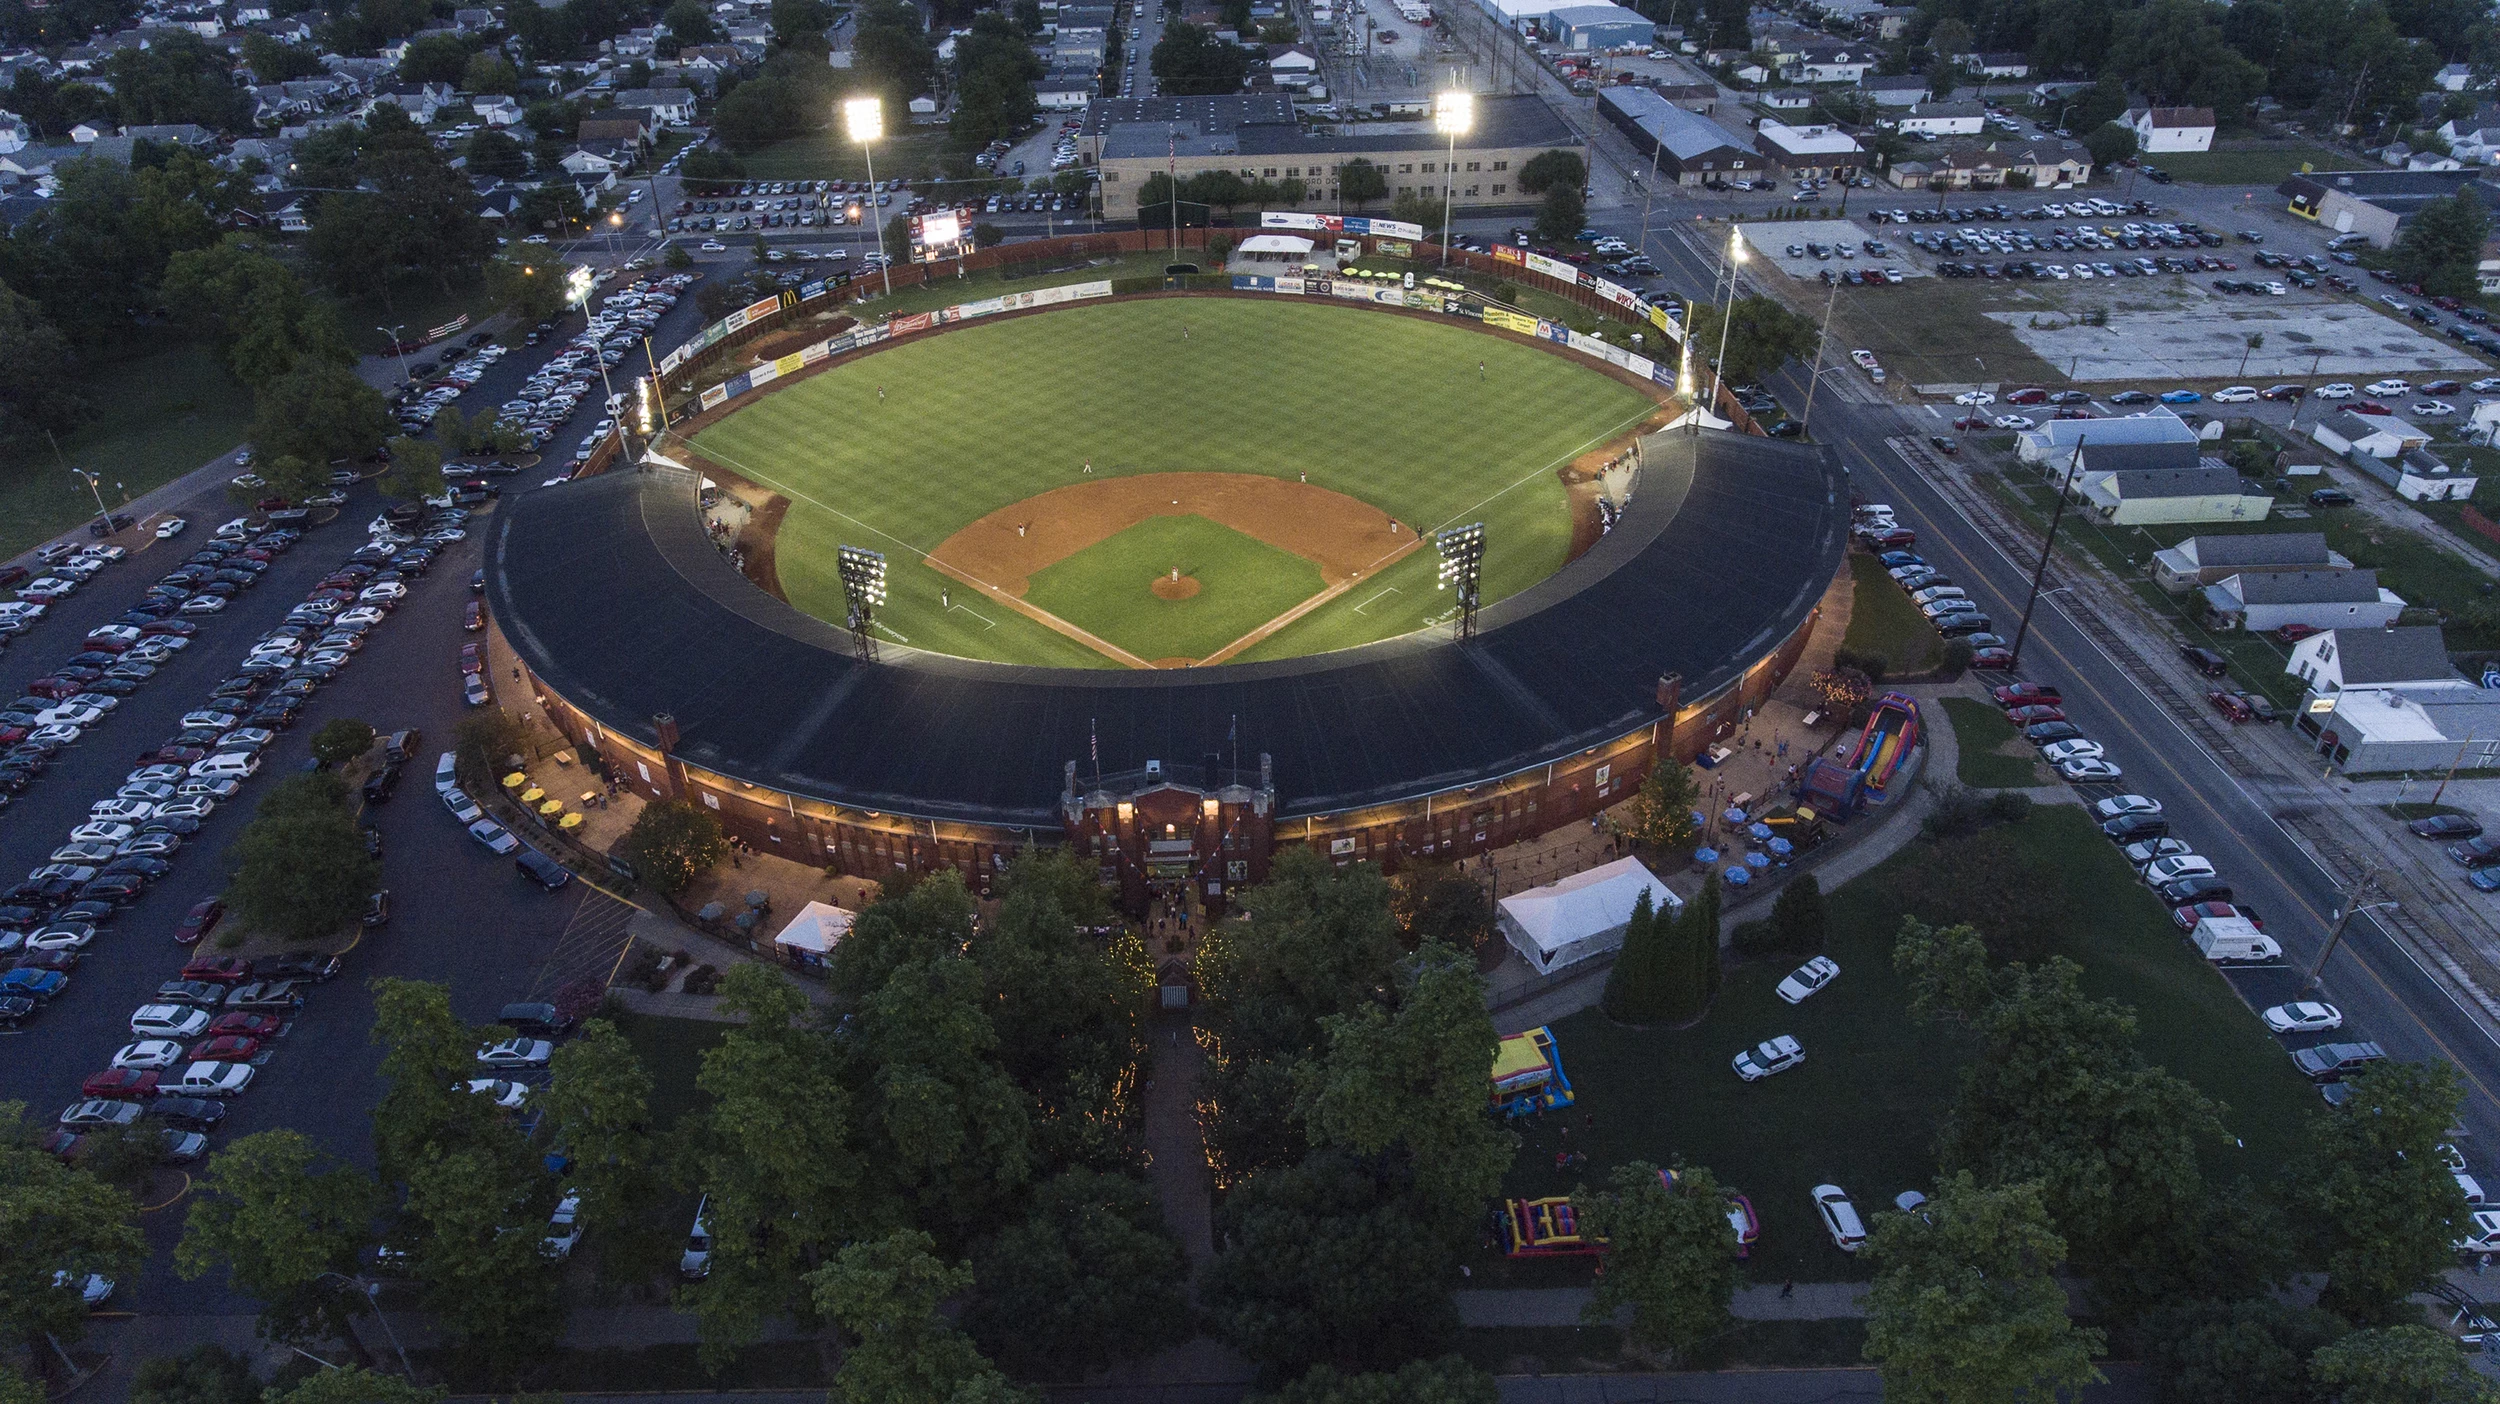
[1845,692,1921,796]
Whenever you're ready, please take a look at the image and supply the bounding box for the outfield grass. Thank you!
[1937,695,2046,788]
[0,341,251,561]
[1840,552,1940,676]
[1025,515,1324,661]
[2145,143,2354,186]
[691,297,1658,667]
[1492,805,2318,1285]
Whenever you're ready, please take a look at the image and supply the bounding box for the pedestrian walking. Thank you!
[1299,470,1307,482]
[877,386,886,402]
[1478,360,1486,379]
[941,587,950,609]
[1779,1280,1795,1300]
[1084,458,1092,474]
[511,664,520,681]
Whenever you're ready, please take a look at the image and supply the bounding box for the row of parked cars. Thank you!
[1856,528,2011,668]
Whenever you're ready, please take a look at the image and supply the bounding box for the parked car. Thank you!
[2291,1040,2385,1082]
[2262,1002,2343,1034]
[1811,1184,1867,1252]
[1731,1034,1805,1081]
[1774,957,1839,1004]
[2410,813,2483,840]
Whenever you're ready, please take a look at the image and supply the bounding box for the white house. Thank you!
[2441,104,2500,164]
[2439,62,2479,92]
[0,110,24,155]
[1786,43,1872,84]
[560,146,622,176]
[2203,569,2404,633]
[2152,531,2348,591]
[2289,625,2458,694]
[1859,73,1927,107]
[1896,100,1985,137]
[610,87,697,126]
[474,95,523,126]
[2124,105,2215,154]
[2074,460,2273,525]
[68,121,108,143]
[2311,408,2430,459]
[2287,626,2494,772]
[2018,407,2200,466]
[1959,51,2029,78]
[2350,444,2480,501]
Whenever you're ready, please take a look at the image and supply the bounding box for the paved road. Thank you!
[1600,208,2500,1164]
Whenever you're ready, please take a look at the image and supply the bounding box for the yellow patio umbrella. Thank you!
[520,786,545,804]
[502,771,527,789]
[539,798,564,818]
[558,812,584,830]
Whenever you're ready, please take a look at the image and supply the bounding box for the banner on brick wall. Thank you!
[1347,216,1424,239]
[950,295,1008,320]
[1482,306,1538,335]
[799,279,828,302]
[891,312,933,335]
[1523,252,1577,283]
[1262,211,1331,231]
[1232,275,1276,292]
[1594,278,1641,311]
[699,383,731,410]
[1492,245,1524,266]
[746,361,782,391]
[1536,319,1569,345]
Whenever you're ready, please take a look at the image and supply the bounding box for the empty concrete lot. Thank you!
[1987,282,2486,382]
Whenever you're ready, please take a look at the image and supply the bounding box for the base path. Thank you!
[926,472,1425,668]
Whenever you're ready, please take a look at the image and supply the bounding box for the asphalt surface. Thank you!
[1606,209,2500,1161]
[0,282,712,1316]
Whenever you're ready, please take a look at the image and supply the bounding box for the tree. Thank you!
[485,255,572,324]
[2138,1296,2342,1404]
[770,0,835,48]
[664,0,720,42]
[1892,917,1992,1021]
[241,34,327,82]
[1684,295,1819,385]
[2393,190,2493,299]
[261,1366,443,1404]
[713,76,820,152]
[1863,1172,2105,1404]
[1600,889,1672,1022]
[0,281,86,444]
[1517,149,1587,196]
[1338,158,1387,210]
[250,362,392,470]
[160,235,354,392]
[462,128,529,180]
[174,1132,382,1349]
[461,51,518,94]
[1534,185,1588,246]
[306,107,497,304]
[950,12,1042,151]
[1151,21,1253,95]
[398,1115,563,1376]
[541,1019,671,1288]
[852,0,938,110]
[621,798,727,895]
[0,1102,146,1373]
[2312,1325,2500,1404]
[1200,1150,1464,1376]
[1391,864,1495,959]
[399,32,473,86]
[684,963,873,1366]
[1621,758,1700,853]
[1575,1161,1741,1357]
[379,435,442,502]
[1296,943,1509,1224]
[2295,1059,2469,1324]
[2083,122,2138,172]
[127,1346,260,1404]
[1767,874,1826,956]
[225,772,381,944]
[852,956,1034,1239]
[968,1169,1192,1377]
[1257,1358,1496,1404]
[810,1231,1029,1404]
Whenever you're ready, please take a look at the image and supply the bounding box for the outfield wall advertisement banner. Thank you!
[1260,213,1426,239]
[1482,306,1538,336]
[1523,252,1578,283]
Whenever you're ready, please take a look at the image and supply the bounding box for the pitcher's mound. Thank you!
[1151,574,1201,600]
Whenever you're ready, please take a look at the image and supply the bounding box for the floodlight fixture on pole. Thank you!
[837,544,888,661]
[1436,521,1485,642]
[845,97,894,298]
[1710,230,1744,421]
[1434,88,1472,267]
[376,325,412,384]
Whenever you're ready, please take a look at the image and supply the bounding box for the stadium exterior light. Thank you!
[1434,90,1473,267]
[837,544,888,661]
[1436,521,1485,642]
[1710,228,1745,422]
[844,97,894,298]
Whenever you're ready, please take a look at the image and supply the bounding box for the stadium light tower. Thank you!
[1434,89,1472,267]
[837,545,888,662]
[1436,522,1484,642]
[844,97,893,299]
[1710,229,1746,420]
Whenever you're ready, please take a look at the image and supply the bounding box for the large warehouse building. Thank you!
[488,426,1843,914]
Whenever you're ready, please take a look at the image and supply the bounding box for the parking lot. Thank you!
[1738,219,1927,282]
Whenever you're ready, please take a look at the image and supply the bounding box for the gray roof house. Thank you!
[2151,531,2348,590]
[1596,87,1759,184]
[2075,461,2274,526]
[2203,569,2403,633]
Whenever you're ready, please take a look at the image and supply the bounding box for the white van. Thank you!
[187,753,260,782]
[2191,915,2279,964]
[435,752,459,793]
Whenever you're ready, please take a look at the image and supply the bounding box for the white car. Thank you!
[2412,401,2456,418]
[463,1078,530,1110]
[155,796,215,820]
[2313,382,2356,399]
[2059,757,2123,783]
[1812,1184,1867,1252]
[2262,1001,2343,1034]
[119,781,178,805]
[154,517,187,539]
[27,724,81,746]
[127,764,186,786]
[27,924,98,951]
[544,1189,585,1259]
[2472,377,2500,393]
[435,753,458,791]
[1992,415,2036,430]
[468,818,520,854]
[178,711,239,733]
[699,239,727,252]
[2365,378,2412,396]
[681,1198,713,1279]
[129,1005,212,1040]
[220,727,277,753]
[338,607,388,628]
[48,842,115,866]
[91,798,156,822]
[444,787,483,824]
[1953,390,1996,406]
[477,1037,554,1069]
[2040,739,2104,765]
[170,1061,254,1098]
[2143,855,2217,886]
[68,821,135,845]
[2457,1209,2500,1254]
[1910,585,1966,607]
[178,596,228,615]
[464,674,491,707]
[1732,1034,1805,1081]
[2212,386,2258,403]
[2091,794,2163,821]
[1775,957,1840,1005]
[189,753,259,781]
[113,1040,185,1070]
[358,582,407,603]
[2121,837,2194,868]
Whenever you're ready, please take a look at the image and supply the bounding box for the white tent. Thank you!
[1237,233,1316,261]
[772,900,855,968]
[1496,856,1680,973]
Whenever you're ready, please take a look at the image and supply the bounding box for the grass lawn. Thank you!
[1805,270,2065,390]
[693,297,1657,667]
[2146,143,2355,187]
[605,1008,731,1129]
[1840,552,1940,676]
[738,128,959,184]
[1937,695,2046,788]
[1489,805,2318,1286]
[1024,515,1324,661]
[0,341,250,560]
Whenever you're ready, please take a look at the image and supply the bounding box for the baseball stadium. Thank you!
[486,286,1846,913]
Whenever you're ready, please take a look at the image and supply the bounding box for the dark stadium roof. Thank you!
[487,429,1844,829]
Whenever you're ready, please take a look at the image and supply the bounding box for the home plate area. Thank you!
[925,473,1422,668]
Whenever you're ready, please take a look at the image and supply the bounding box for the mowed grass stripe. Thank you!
[691,297,1657,666]
[1025,515,1323,661]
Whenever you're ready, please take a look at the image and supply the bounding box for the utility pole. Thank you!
[1798,272,1840,439]
[2007,435,2081,670]
[2307,886,2397,991]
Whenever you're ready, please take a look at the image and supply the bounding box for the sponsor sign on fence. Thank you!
[1523,252,1577,284]
[1482,306,1538,336]
[1258,213,1425,240]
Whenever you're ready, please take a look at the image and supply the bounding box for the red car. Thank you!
[2005,704,2068,725]
[140,620,198,637]
[1951,414,1991,430]
[27,678,86,701]
[79,634,132,652]
[185,1035,262,1063]
[2052,407,2093,420]
[2005,387,2049,405]
[1991,682,2063,707]
[459,643,485,676]
[180,953,252,985]
[1861,528,1916,549]
[255,496,290,512]
[2173,900,2263,932]
[2274,623,2321,643]
[2207,689,2254,723]
[2352,400,2393,416]
[205,1011,284,1040]
[82,1068,159,1100]
[141,745,207,765]
[173,898,224,946]
[9,951,78,974]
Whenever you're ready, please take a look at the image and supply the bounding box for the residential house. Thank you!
[2291,624,2457,693]
[2439,104,2500,163]
[2349,444,2480,501]
[452,8,497,30]
[2017,406,2198,465]
[1858,73,1928,107]
[0,110,24,154]
[475,94,523,126]
[2065,441,2272,524]
[2124,105,2215,154]
[611,87,698,126]
[68,121,108,143]
[2440,63,2477,91]
[1785,43,1872,84]
[366,90,442,123]
[1265,43,1319,73]
[2312,407,2431,459]
[1753,119,1862,180]
[1960,51,2028,78]
[123,123,214,149]
[1760,89,1814,111]
[1885,135,2088,190]
[1896,99,1984,137]
[560,145,622,176]
[1038,71,1097,111]
[2203,569,2403,633]
[272,198,311,232]
[577,113,655,156]
[2287,626,2493,772]
[2151,531,2349,591]
[1598,87,1758,184]
[908,94,941,123]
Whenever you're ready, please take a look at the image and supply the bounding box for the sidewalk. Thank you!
[1457,1282,1869,1327]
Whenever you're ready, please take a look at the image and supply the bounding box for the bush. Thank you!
[682,964,722,995]
[1921,783,1995,840]
[1936,639,1974,680]
[1831,647,1888,684]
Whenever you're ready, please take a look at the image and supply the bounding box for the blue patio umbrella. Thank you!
[1689,809,1709,829]
[1724,865,1753,886]
[1747,822,1774,842]
[1744,850,1771,869]
[1723,806,1748,824]
[1768,836,1795,856]
[1694,846,1720,865]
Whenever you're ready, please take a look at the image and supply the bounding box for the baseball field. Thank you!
[686,296,1663,669]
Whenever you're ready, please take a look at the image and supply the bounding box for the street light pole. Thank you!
[375,325,411,384]
[1798,271,1839,438]
[1435,89,1471,267]
[845,97,893,298]
[1710,227,1745,415]
[317,1273,414,1379]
